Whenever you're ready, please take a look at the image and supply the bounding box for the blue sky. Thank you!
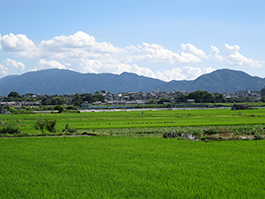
[0,0,264,81]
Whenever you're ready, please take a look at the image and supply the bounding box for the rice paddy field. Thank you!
[0,108,265,135]
[1,136,265,198]
[1,108,265,198]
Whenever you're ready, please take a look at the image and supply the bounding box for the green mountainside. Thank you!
[0,68,264,95]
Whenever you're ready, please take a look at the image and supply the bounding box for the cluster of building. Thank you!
[223,89,264,102]
[92,90,181,105]
[1,87,265,108]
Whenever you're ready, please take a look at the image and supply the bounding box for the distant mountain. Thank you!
[0,68,264,96]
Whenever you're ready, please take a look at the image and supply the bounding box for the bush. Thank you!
[35,117,57,134]
[0,126,21,134]
[66,105,77,110]
[54,105,64,113]
[46,120,56,133]
[35,117,46,134]
[64,123,77,134]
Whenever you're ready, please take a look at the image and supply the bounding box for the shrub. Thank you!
[66,105,77,110]
[64,123,77,134]
[46,120,56,133]
[35,117,46,134]
[0,126,21,134]
[54,105,64,113]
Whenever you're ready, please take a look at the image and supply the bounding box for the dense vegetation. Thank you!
[0,108,265,138]
[0,137,264,198]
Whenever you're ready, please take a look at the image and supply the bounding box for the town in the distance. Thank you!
[1,86,265,113]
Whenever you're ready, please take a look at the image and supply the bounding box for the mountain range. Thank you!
[0,68,264,96]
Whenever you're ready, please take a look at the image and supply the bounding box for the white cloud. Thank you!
[155,68,187,81]
[36,59,67,70]
[224,44,262,68]
[181,44,209,59]
[130,64,156,78]
[39,31,124,55]
[211,45,223,61]
[203,67,215,74]
[127,42,202,64]
[79,59,103,73]
[1,32,263,82]
[183,66,202,79]
[0,64,8,75]
[0,33,37,58]
[2,58,25,71]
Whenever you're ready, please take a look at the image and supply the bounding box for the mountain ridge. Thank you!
[0,68,264,96]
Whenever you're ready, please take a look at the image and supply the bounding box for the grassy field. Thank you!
[0,136,264,198]
[0,108,265,135]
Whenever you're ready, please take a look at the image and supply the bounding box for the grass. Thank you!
[1,108,265,135]
[0,136,265,198]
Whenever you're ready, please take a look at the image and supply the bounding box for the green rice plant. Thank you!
[1,137,265,198]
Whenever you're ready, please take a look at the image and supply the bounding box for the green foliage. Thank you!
[64,123,77,134]
[157,97,172,104]
[178,90,227,103]
[46,120,56,133]
[35,117,57,134]
[54,105,64,113]
[0,126,21,134]
[8,91,19,98]
[145,99,157,104]
[65,105,77,110]
[34,117,46,134]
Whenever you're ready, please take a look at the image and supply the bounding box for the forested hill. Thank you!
[0,68,264,95]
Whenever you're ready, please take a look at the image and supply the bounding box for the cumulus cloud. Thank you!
[0,33,37,58]
[211,45,223,61]
[39,31,124,55]
[155,68,187,81]
[183,66,202,79]
[181,44,209,59]
[0,64,8,75]
[203,67,215,74]
[127,42,202,64]
[224,44,262,68]
[1,31,263,81]
[36,59,67,70]
[2,58,25,71]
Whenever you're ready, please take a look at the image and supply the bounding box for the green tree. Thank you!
[262,96,265,103]
[145,99,157,104]
[54,105,64,113]
[158,97,172,104]
[8,91,19,98]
